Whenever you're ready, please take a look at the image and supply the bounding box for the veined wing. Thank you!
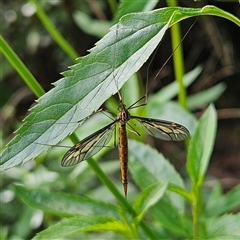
[61,121,117,167]
[132,116,190,141]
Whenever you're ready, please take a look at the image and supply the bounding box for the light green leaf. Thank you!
[129,140,185,212]
[133,181,168,222]
[73,10,111,38]
[153,196,191,236]
[149,66,202,104]
[206,184,240,217]
[187,104,217,185]
[33,216,123,240]
[187,83,227,110]
[14,185,119,218]
[207,214,240,239]
[114,0,159,22]
[128,140,189,236]
[147,101,196,135]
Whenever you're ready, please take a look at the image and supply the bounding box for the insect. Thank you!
[61,94,190,197]
[61,20,192,197]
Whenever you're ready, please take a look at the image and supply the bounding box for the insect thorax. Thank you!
[117,102,131,125]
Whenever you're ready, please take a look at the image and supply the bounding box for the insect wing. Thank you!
[132,116,190,141]
[61,121,116,167]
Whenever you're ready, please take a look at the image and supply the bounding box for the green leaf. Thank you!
[114,0,159,22]
[33,216,123,240]
[128,140,191,236]
[187,104,217,185]
[14,185,119,218]
[1,6,238,171]
[187,83,227,110]
[147,101,196,134]
[0,36,45,97]
[149,66,202,105]
[206,184,240,217]
[129,140,185,209]
[133,181,168,222]
[128,141,184,190]
[73,10,111,38]
[151,195,191,236]
[29,0,79,61]
[207,214,240,239]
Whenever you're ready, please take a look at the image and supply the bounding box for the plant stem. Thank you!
[166,0,187,109]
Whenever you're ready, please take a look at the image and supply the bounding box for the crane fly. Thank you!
[61,95,190,197]
[61,20,194,197]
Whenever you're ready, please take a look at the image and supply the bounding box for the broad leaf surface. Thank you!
[205,184,240,217]
[1,6,232,171]
[128,140,189,235]
[14,185,119,218]
[207,214,240,239]
[33,216,122,240]
[129,139,185,208]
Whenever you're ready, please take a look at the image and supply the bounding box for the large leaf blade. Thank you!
[14,185,119,218]
[33,216,122,240]
[1,6,235,171]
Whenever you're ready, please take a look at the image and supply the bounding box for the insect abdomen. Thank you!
[118,123,128,197]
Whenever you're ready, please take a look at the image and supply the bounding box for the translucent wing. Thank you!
[132,116,190,141]
[61,121,116,167]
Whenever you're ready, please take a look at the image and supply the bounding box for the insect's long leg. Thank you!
[99,108,116,121]
[126,122,141,136]
[128,95,147,110]
[77,108,106,123]
[146,18,198,96]
[113,122,117,147]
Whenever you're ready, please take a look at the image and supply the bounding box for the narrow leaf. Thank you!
[149,66,202,104]
[133,181,168,221]
[187,104,217,184]
[187,83,226,110]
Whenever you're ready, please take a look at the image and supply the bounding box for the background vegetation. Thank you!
[1,1,240,239]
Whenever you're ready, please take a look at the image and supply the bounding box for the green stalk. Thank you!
[0,36,45,98]
[87,158,158,239]
[108,0,118,15]
[29,0,79,62]
[166,0,187,109]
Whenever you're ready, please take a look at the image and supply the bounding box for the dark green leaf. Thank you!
[1,6,233,171]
